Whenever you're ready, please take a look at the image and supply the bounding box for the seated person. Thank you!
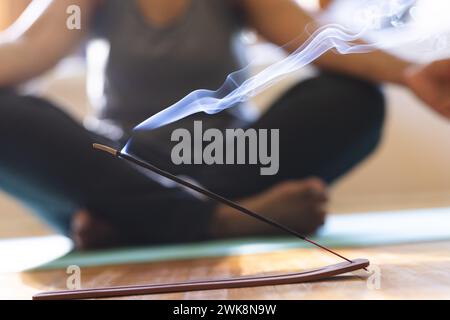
[0,0,449,249]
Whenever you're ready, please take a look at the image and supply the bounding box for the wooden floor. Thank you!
[2,241,450,300]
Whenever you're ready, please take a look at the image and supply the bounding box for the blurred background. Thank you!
[1,0,450,239]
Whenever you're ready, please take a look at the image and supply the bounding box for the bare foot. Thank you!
[71,178,328,249]
[210,178,328,238]
[71,210,121,250]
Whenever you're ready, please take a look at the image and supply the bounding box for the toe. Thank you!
[293,178,329,202]
[71,210,120,250]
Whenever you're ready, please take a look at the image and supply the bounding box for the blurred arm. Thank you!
[241,0,411,85]
[0,0,97,87]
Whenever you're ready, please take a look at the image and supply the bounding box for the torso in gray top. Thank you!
[89,0,247,135]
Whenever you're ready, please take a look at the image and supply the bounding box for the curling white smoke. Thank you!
[132,25,373,131]
[127,0,419,139]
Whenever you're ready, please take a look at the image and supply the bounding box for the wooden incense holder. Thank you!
[32,144,370,300]
[33,259,369,300]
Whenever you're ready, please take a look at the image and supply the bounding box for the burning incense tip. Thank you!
[93,143,118,157]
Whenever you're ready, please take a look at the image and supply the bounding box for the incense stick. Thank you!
[93,143,353,264]
[31,143,369,300]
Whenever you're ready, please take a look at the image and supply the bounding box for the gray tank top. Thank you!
[89,0,247,134]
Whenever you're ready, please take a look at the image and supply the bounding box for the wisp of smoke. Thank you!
[133,25,372,131]
[123,0,418,153]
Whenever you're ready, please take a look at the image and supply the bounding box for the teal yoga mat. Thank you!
[32,207,450,270]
